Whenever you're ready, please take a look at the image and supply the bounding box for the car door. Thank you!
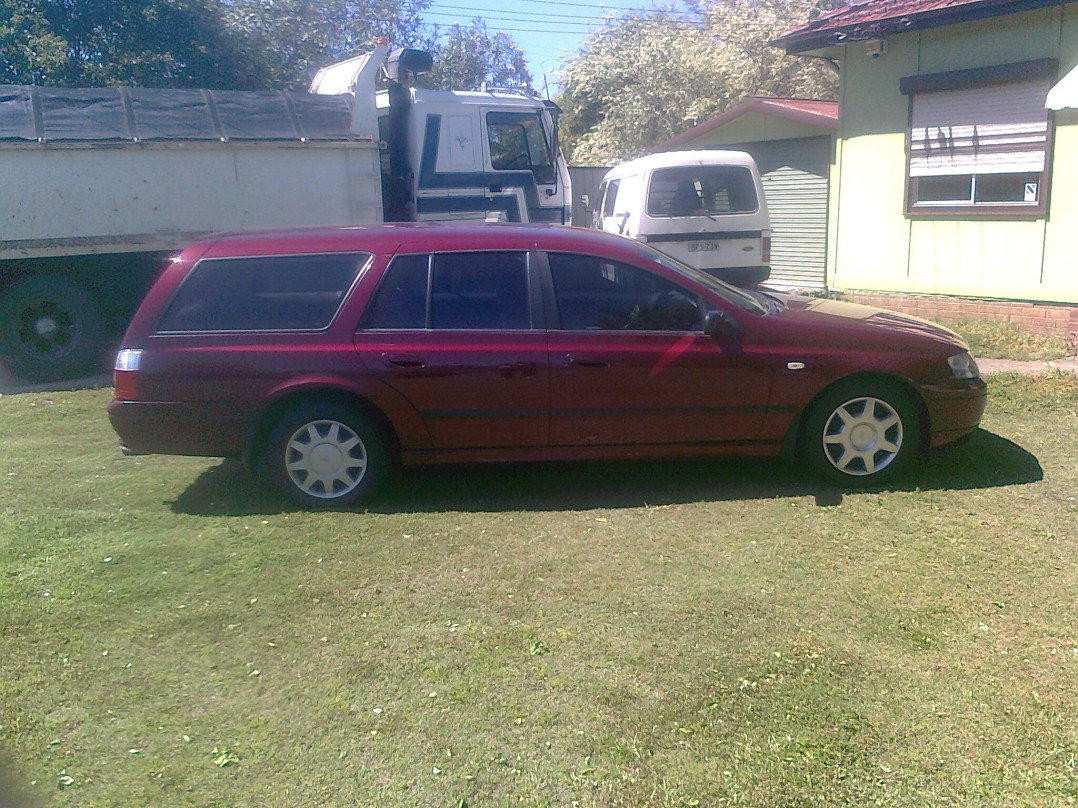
[355,250,549,450]
[543,252,771,448]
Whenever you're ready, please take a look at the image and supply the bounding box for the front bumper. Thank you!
[920,377,988,449]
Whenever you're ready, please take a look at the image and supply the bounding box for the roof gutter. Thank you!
[773,0,1068,54]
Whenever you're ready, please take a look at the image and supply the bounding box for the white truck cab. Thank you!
[593,150,770,286]
[313,44,570,226]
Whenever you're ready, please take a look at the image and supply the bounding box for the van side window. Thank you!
[647,166,758,217]
[548,253,702,332]
[601,178,621,217]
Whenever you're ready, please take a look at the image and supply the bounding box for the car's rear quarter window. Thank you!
[156,252,370,332]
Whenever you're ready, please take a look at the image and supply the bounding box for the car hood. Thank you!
[761,292,969,350]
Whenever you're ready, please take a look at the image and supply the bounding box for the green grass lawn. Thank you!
[1,373,1076,807]
[944,319,1072,361]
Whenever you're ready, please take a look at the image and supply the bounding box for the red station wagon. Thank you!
[108,224,987,508]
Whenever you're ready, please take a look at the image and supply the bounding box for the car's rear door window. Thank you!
[361,253,430,329]
[364,251,531,330]
[156,252,370,332]
[548,253,702,332]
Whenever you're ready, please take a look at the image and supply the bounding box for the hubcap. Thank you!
[16,301,76,357]
[284,419,367,499]
[821,396,903,477]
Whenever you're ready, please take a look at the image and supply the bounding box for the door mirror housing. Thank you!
[703,310,743,339]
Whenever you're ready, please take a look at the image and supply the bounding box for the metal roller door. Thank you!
[740,137,830,290]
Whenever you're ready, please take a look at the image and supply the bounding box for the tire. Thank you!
[801,381,921,487]
[263,404,389,509]
[0,275,106,383]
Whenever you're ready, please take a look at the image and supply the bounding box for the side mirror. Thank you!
[580,194,591,211]
[703,310,743,339]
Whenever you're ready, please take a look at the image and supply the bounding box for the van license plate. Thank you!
[687,241,720,253]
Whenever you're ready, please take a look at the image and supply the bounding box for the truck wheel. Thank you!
[0,275,106,383]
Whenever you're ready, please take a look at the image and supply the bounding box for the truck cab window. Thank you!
[487,112,555,184]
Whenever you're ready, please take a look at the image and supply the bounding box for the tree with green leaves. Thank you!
[0,0,67,84]
[558,0,840,165]
[426,19,532,92]
[223,0,432,89]
[0,0,269,88]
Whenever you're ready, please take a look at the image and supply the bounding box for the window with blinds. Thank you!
[902,61,1055,215]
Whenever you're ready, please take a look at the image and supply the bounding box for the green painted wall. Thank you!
[677,113,827,147]
[827,3,1078,303]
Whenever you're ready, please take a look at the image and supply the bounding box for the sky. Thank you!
[423,0,701,95]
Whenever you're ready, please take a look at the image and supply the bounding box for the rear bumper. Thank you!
[108,399,245,458]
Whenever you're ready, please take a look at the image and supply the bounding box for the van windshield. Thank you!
[646,165,758,217]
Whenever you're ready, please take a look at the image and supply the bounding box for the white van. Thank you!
[592,150,771,286]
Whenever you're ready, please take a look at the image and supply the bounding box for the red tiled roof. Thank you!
[654,97,837,152]
[774,0,1067,53]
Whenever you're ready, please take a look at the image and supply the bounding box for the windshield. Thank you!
[627,241,767,315]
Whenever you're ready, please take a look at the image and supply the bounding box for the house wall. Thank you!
[674,112,827,146]
[829,3,1078,306]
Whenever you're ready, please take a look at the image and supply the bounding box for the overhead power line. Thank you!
[430,2,702,21]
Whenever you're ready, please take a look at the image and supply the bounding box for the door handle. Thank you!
[566,354,608,368]
[499,361,537,378]
[385,354,426,368]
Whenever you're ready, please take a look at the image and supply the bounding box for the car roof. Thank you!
[188,223,652,261]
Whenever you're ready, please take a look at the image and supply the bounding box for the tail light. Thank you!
[762,232,772,265]
[113,349,143,400]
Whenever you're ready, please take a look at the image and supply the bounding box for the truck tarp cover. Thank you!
[0,86,358,142]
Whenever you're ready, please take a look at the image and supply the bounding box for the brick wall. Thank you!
[839,291,1078,349]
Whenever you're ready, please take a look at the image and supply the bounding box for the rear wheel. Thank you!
[801,382,920,487]
[264,404,389,509]
[0,275,105,382]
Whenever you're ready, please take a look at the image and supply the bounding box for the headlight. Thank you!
[947,351,980,380]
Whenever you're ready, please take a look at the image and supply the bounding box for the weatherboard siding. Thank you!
[827,3,1078,304]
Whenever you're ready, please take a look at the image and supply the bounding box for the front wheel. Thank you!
[264,404,389,509]
[801,382,921,487]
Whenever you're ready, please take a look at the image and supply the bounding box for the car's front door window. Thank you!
[548,253,702,332]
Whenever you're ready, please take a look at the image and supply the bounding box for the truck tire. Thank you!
[0,275,106,383]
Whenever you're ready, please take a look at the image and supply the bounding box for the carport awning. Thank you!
[1047,64,1078,110]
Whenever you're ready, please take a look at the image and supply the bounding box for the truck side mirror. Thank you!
[703,310,743,339]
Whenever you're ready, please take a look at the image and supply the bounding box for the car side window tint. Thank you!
[156,252,369,333]
[362,254,430,329]
[548,253,702,332]
[430,252,530,330]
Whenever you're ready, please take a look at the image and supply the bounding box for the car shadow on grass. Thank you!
[170,427,1042,516]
